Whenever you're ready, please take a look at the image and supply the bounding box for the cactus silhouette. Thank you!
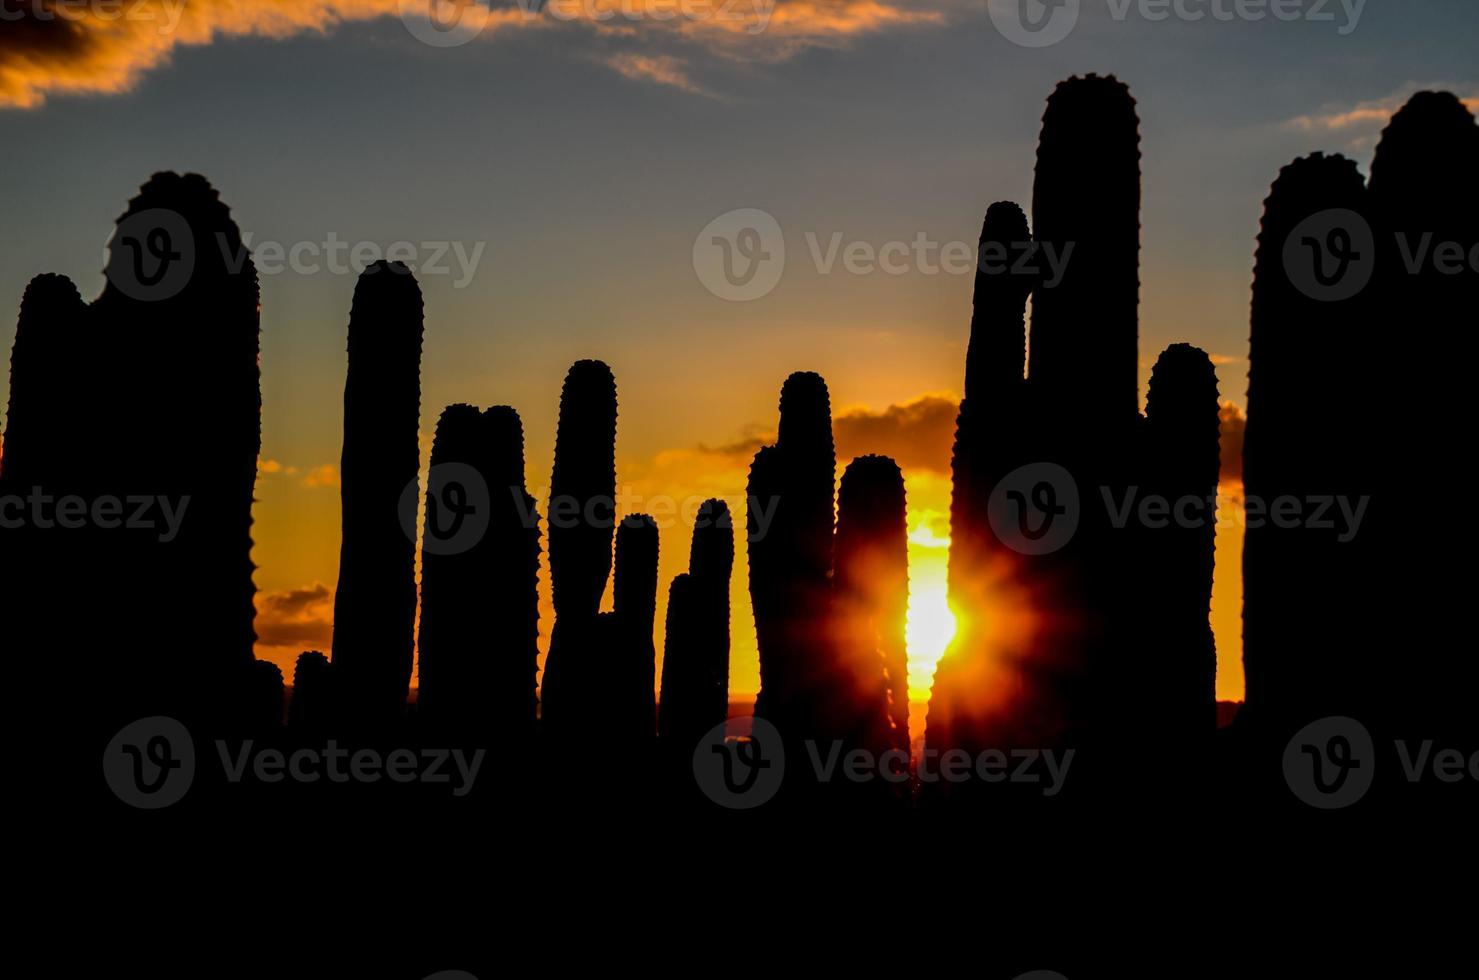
[658,499,734,749]
[330,261,424,733]
[540,359,618,735]
[750,371,836,742]
[833,454,909,755]
[289,651,334,735]
[479,405,543,743]
[1243,153,1371,734]
[610,513,659,739]
[1138,344,1220,744]
[1,275,86,491]
[927,202,1035,755]
[415,404,487,737]
[1367,92,1479,744]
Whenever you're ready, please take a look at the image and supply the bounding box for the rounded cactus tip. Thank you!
[566,359,616,385]
[981,201,1030,240]
[1147,344,1219,416]
[698,498,732,527]
[437,403,482,425]
[843,453,904,481]
[621,512,658,532]
[1051,73,1135,104]
[22,273,82,304]
[778,371,831,418]
[1391,90,1477,127]
[482,404,524,439]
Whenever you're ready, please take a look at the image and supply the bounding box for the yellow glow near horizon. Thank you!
[903,480,955,704]
[905,583,957,700]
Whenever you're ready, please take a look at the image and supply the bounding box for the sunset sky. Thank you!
[3,0,1474,705]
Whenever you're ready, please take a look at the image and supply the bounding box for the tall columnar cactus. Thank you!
[1367,92,1479,743]
[659,499,734,747]
[540,359,618,733]
[1244,153,1370,731]
[27,173,262,735]
[479,405,542,743]
[331,261,424,733]
[1029,73,1142,433]
[289,651,334,736]
[1,274,85,491]
[1139,344,1220,743]
[927,201,1035,753]
[415,404,486,736]
[833,455,909,754]
[750,371,836,740]
[610,513,659,738]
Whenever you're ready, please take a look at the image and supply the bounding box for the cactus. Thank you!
[833,455,909,755]
[1244,153,1370,731]
[479,405,542,744]
[610,513,659,738]
[927,202,1035,754]
[1367,93,1479,744]
[1029,73,1142,432]
[289,651,334,736]
[658,500,734,748]
[540,359,618,733]
[330,261,424,733]
[1,274,86,491]
[415,404,487,737]
[1139,344,1220,743]
[750,372,836,741]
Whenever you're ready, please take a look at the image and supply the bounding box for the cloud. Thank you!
[833,393,957,473]
[301,463,340,488]
[1219,400,1244,485]
[1284,82,1479,152]
[258,458,300,476]
[603,52,711,96]
[254,582,334,649]
[0,0,945,108]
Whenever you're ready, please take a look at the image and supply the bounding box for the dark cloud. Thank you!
[1219,401,1244,483]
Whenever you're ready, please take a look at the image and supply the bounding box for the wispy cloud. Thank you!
[0,0,946,108]
[1284,82,1479,153]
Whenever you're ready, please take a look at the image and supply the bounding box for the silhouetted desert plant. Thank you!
[289,651,334,735]
[1,274,86,491]
[610,513,659,738]
[833,454,909,756]
[658,499,734,748]
[1139,344,1220,744]
[331,260,424,733]
[1243,153,1370,734]
[750,372,836,741]
[248,659,285,734]
[540,359,618,735]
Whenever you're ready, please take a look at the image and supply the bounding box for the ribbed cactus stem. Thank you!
[611,513,659,738]
[289,651,333,734]
[659,500,734,746]
[1245,153,1369,728]
[542,359,618,733]
[1,274,85,490]
[331,260,424,732]
[1029,73,1142,429]
[833,454,910,753]
[1141,344,1220,741]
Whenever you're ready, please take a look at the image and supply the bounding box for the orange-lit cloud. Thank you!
[0,0,945,108]
[834,393,956,473]
[255,582,334,653]
[301,463,340,489]
[1218,399,1244,485]
[1285,82,1479,151]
